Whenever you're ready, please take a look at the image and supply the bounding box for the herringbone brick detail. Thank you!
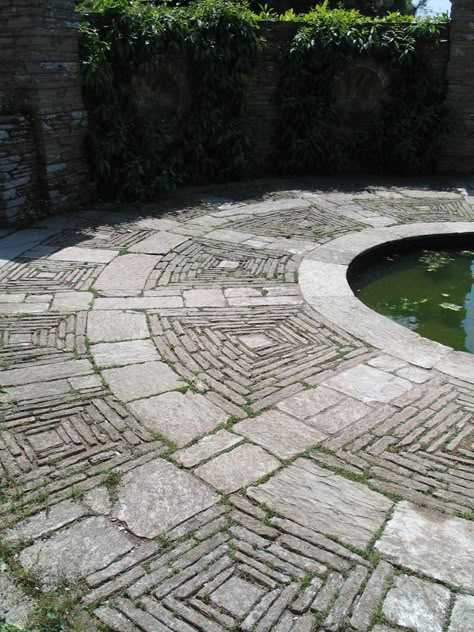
[312,377,474,516]
[150,306,372,411]
[89,496,390,632]
[145,239,298,288]
[230,207,365,241]
[356,198,474,222]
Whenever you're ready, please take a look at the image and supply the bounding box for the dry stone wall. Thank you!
[0,0,90,225]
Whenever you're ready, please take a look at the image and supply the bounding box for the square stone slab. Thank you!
[195,444,280,492]
[91,339,158,368]
[248,458,392,549]
[28,429,62,452]
[19,516,133,587]
[102,361,181,401]
[210,575,264,617]
[306,397,371,435]
[276,386,344,419]
[382,575,450,632]
[323,365,412,403]
[87,311,149,342]
[375,501,474,592]
[234,411,325,459]
[127,391,227,446]
[113,459,218,538]
[51,291,92,311]
[239,334,274,349]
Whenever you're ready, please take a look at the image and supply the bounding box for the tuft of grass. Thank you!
[69,487,85,503]
[101,471,122,502]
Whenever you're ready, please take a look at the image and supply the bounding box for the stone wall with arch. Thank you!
[0,1,471,226]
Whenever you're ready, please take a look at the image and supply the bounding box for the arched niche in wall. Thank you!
[130,59,191,144]
[332,58,391,128]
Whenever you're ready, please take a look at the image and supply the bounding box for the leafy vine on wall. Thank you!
[277,5,450,175]
[79,0,450,201]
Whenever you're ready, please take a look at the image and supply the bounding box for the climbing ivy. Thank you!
[79,1,450,200]
[277,5,450,174]
[79,0,261,200]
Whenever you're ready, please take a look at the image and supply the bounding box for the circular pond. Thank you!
[348,234,474,354]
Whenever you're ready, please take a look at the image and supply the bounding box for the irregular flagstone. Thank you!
[382,574,450,632]
[102,360,181,401]
[210,575,265,616]
[173,430,244,468]
[91,339,159,368]
[276,386,344,419]
[87,310,149,342]
[0,572,34,628]
[129,231,188,254]
[234,410,325,458]
[19,516,133,587]
[195,444,280,492]
[113,459,218,538]
[127,391,227,446]
[4,500,88,544]
[94,253,160,293]
[307,397,371,435]
[375,501,474,592]
[1,358,92,386]
[449,595,474,632]
[49,246,119,263]
[323,365,413,403]
[248,458,392,548]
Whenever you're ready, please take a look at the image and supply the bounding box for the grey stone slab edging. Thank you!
[299,222,474,383]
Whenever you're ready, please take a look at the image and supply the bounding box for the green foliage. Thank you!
[79,0,261,200]
[277,5,450,175]
[79,0,450,200]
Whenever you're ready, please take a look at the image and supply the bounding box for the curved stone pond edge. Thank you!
[299,222,474,384]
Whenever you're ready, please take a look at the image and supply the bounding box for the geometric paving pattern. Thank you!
[329,376,474,516]
[231,206,366,240]
[0,181,473,631]
[0,259,103,292]
[44,225,153,250]
[357,197,474,223]
[146,240,298,288]
[150,306,371,410]
[0,312,88,362]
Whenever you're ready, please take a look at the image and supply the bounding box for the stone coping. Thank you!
[299,222,474,383]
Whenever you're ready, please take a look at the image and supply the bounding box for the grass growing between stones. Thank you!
[101,470,122,502]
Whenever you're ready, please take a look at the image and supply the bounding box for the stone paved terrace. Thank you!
[0,177,474,632]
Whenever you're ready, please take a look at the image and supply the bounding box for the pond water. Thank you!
[350,241,474,353]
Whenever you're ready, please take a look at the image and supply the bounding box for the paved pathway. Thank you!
[0,178,473,631]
